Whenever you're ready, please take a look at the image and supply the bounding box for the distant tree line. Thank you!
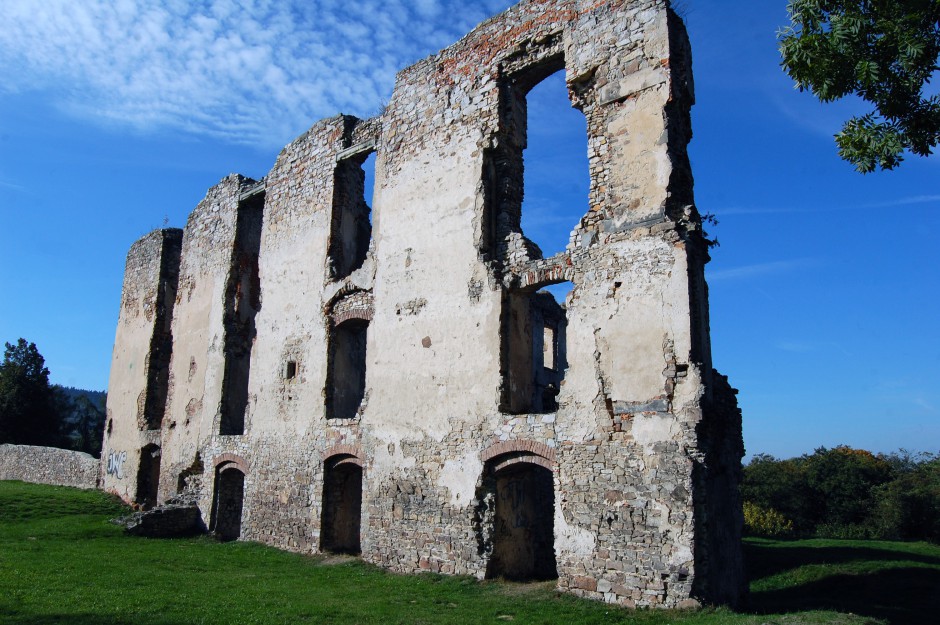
[0,339,106,458]
[743,446,940,543]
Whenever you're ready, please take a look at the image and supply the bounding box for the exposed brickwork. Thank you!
[322,443,364,464]
[329,291,374,325]
[481,439,557,464]
[213,453,249,473]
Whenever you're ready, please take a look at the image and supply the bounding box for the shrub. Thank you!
[743,501,794,538]
[814,522,873,540]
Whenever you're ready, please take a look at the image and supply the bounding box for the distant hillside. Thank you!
[56,386,106,409]
[53,386,107,458]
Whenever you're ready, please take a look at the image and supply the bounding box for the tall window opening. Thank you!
[482,459,557,581]
[219,191,264,435]
[483,60,589,265]
[363,151,376,218]
[320,455,363,555]
[326,319,368,420]
[210,463,245,541]
[328,149,375,280]
[135,444,161,509]
[520,69,589,259]
[142,230,181,430]
[501,282,570,414]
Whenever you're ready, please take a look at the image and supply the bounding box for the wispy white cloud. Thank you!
[771,339,853,357]
[871,378,939,415]
[716,194,940,216]
[0,179,26,191]
[0,0,514,148]
[765,86,862,139]
[861,194,940,209]
[708,257,816,282]
[775,340,816,353]
[765,79,940,169]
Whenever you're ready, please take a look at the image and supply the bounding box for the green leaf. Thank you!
[780,0,940,171]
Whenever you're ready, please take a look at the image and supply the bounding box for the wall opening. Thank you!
[219,191,264,435]
[482,59,588,265]
[210,464,245,541]
[483,459,557,581]
[175,452,204,497]
[328,150,375,280]
[326,319,368,419]
[142,231,182,431]
[520,69,589,259]
[135,443,161,509]
[501,283,569,414]
[320,455,362,554]
[283,360,297,380]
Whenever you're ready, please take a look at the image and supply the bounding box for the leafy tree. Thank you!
[779,0,940,172]
[743,446,940,542]
[742,453,813,533]
[802,446,894,534]
[872,452,940,541]
[0,339,63,446]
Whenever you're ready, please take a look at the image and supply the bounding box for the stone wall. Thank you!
[0,444,99,489]
[100,0,745,609]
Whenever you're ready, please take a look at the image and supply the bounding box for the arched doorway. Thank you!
[135,444,161,509]
[320,454,362,554]
[210,462,245,541]
[482,454,557,581]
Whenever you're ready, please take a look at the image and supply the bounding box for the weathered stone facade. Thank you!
[101,0,745,608]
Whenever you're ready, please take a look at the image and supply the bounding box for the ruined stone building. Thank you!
[101,0,745,608]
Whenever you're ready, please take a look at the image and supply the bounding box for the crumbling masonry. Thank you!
[101,0,745,608]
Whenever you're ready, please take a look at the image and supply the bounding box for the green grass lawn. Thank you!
[2,481,937,625]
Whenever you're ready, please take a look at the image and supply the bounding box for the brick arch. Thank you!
[491,454,554,473]
[332,308,373,327]
[322,443,364,467]
[481,439,556,472]
[324,287,374,320]
[516,259,573,292]
[214,453,249,474]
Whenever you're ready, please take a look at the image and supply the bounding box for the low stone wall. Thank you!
[0,444,99,489]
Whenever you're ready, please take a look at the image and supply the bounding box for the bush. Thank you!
[743,501,794,538]
[814,523,874,540]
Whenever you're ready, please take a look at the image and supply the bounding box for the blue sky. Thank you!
[1,0,937,460]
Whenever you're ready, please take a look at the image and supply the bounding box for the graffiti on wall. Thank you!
[106,450,127,479]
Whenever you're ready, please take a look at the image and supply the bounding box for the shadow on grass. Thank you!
[744,541,940,581]
[748,567,940,625]
[0,611,184,625]
[745,541,940,625]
